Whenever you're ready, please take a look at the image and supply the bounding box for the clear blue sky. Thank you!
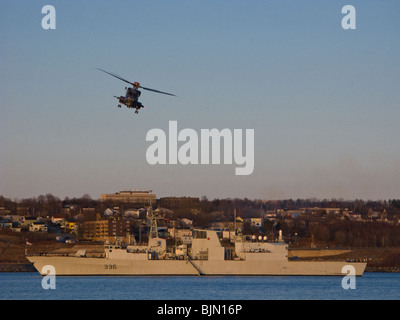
[1,0,399,201]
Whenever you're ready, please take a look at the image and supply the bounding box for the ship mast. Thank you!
[147,204,162,239]
[234,209,237,236]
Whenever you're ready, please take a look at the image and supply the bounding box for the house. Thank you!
[51,215,65,225]
[325,208,342,215]
[249,218,262,228]
[286,210,304,219]
[179,218,193,227]
[349,213,362,221]
[123,209,141,218]
[65,221,76,233]
[22,217,38,227]
[104,208,117,216]
[264,211,277,219]
[11,223,22,232]
[29,222,48,232]
[0,221,13,228]
[2,215,22,223]
[0,207,11,216]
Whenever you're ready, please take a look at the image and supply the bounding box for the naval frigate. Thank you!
[27,227,366,276]
[27,206,367,276]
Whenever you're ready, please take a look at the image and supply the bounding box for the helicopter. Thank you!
[97,68,176,114]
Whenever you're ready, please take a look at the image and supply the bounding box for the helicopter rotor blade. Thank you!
[97,68,176,96]
[97,68,135,86]
[140,86,176,97]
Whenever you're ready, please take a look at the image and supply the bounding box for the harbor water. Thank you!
[0,272,399,300]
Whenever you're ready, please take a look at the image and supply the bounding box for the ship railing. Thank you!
[27,252,106,258]
[126,248,148,253]
[242,248,271,253]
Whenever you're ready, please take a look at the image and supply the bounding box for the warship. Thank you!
[27,209,366,276]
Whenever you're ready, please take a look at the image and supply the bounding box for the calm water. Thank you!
[0,272,399,300]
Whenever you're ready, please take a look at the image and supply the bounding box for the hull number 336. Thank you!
[104,264,117,270]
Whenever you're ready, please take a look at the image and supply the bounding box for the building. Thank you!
[81,220,109,242]
[65,221,76,233]
[80,218,135,242]
[100,189,156,207]
[108,219,133,238]
[249,218,262,228]
[29,222,48,232]
[51,215,65,225]
[0,207,11,216]
[22,217,39,227]
[0,221,13,228]
[159,197,200,209]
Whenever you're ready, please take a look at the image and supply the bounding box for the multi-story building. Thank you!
[80,218,135,243]
[108,219,133,238]
[81,220,109,242]
[100,189,156,207]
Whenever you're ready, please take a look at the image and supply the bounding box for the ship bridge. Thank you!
[191,229,288,262]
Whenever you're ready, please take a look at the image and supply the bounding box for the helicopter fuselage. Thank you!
[115,96,144,113]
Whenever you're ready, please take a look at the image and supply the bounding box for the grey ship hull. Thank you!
[27,256,367,276]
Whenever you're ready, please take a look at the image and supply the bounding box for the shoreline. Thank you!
[0,263,36,273]
[365,266,400,273]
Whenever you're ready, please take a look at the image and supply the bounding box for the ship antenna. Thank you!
[234,209,237,237]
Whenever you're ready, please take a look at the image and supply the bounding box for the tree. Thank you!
[334,231,346,246]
